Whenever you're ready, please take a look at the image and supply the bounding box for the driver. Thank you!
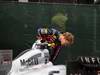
[36,28,74,62]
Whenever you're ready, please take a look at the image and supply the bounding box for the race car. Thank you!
[7,40,66,75]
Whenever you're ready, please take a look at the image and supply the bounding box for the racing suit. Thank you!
[37,28,62,62]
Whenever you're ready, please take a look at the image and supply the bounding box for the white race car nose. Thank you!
[8,40,66,75]
[17,64,66,75]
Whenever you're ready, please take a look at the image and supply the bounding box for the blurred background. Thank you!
[0,0,100,4]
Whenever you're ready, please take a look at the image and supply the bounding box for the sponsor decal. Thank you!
[20,53,41,66]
